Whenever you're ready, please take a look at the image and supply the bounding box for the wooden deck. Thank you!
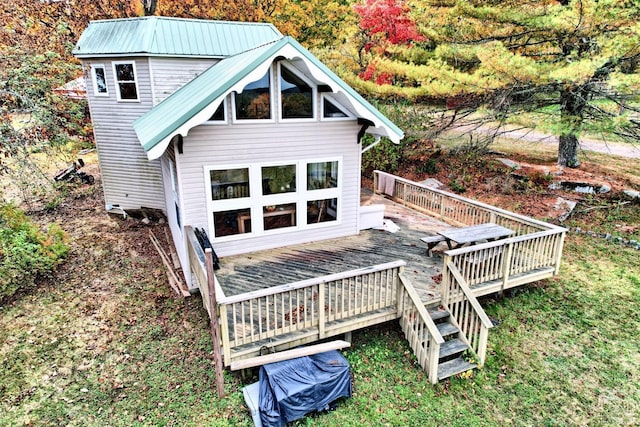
[187,172,566,382]
[214,190,450,305]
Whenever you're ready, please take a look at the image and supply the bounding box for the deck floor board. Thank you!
[215,191,450,305]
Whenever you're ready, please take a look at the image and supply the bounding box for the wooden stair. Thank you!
[428,307,477,381]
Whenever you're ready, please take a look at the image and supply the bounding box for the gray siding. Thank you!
[177,119,362,257]
[84,57,165,211]
[149,57,218,105]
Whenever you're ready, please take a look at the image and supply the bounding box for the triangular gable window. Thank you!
[207,101,226,123]
[323,97,349,119]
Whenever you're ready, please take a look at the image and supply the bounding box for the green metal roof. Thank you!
[72,17,283,58]
[134,36,404,159]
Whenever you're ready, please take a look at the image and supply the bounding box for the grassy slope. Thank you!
[1,151,639,426]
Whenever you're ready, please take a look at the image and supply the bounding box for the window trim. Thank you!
[278,63,317,123]
[205,158,341,241]
[112,60,140,102]
[232,67,275,124]
[90,64,109,97]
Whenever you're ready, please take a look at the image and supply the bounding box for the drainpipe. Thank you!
[361,136,382,154]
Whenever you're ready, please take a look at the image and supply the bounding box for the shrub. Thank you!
[0,203,68,302]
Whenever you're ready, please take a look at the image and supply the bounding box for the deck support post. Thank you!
[477,325,489,366]
[428,340,440,384]
[554,233,566,275]
[206,248,225,398]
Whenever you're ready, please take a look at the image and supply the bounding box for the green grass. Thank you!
[2,150,639,425]
[2,230,638,426]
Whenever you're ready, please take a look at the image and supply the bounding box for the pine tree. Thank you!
[355,0,640,167]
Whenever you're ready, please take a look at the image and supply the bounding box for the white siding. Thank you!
[177,120,362,257]
[160,144,192,285]
[84,57,165,211]
[149,57,218,105]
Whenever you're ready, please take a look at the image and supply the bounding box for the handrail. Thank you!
[218,260,406,305]
[446,262,493,329]
[398,273,443,383]
[374,170,566,232]
[442,227,561,257]
[399,273,444,345]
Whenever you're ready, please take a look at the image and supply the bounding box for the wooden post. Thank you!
[318,282,326,339]
[501,241,514,291]
[205,248,225,398]
[554,232,566,275]
[428,339,440,384]
[477,325,489,366]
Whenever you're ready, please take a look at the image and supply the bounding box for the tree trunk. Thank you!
[558,134,580,168]
[558,86,586,168]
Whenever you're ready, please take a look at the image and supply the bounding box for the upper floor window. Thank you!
[113,61,139,101]
[235,70,271,120]
[323,97,350,119]
[91,64,108,96]
[206,100,227,124]
[280,65,313,119]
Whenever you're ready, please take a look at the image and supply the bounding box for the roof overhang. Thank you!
[135,37,404,160]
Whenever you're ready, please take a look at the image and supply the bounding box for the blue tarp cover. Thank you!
[258,350,352,427]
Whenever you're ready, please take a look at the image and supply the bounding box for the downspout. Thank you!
[361,136,382,154]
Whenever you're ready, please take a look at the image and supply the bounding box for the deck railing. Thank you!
[210,260,406,365]
[373,170,567,295]
[441,262,493,365]
[398,274,444,384]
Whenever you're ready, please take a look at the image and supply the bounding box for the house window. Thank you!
[280,65,313,119]
[307,161,338,190]
[262,165,296,195]
[207,100,226,123]
[113,61,139,101]
[234,70,271,120]
[207,159,340,240]
[323,97,349,119]
[91,64,108,96]
[210,168,250,200]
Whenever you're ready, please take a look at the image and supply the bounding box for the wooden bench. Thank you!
[230,340,351,371]
[421,235,447,257]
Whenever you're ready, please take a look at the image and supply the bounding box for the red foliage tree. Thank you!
[354,0,424,53]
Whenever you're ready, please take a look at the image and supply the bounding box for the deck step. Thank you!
[439,338,468,359]
[428,307,450,322]
[437,357,477,381]
[436,321,459,338]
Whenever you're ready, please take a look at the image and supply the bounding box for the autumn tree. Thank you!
[352,0,640,167]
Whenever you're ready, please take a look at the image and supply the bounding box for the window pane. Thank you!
[235,70,271,120]
[307,161,338,190]
[281,67,312,119]
[118,82,138,100]
[264,203,296,231]
[210,168,250,200]
[262,165,296,195]
[94,67,107,93]
[307,199,337,224]
[208,103,225,121]
[323,98,348,118]
[115,63,135,81]
[214,208,251,237]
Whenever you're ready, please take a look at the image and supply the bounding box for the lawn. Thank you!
[1,146,639,426]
